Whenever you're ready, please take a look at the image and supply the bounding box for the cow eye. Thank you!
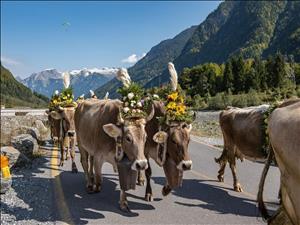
[126,136,132,142]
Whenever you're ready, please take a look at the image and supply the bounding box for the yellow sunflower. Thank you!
[167,92,178,101]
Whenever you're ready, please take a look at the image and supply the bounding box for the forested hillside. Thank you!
[1,65,48,108]
[95,26,197,98]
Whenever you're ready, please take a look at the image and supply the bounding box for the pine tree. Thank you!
[222,61,234,92]
[232,55,246,94]
[273,53,286,88]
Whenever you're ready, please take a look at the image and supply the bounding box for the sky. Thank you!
[1,1,221,78]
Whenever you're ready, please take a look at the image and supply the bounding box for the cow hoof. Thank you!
[93,185,101,193]
[120,202,130,212]
[162,186,172,196]
[145,193,153,202]
[137,179,145,186]
[217,175,224,182]
[234,183,243,192]
[86,185,94,194]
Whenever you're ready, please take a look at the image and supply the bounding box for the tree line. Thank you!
[179,53,300,98]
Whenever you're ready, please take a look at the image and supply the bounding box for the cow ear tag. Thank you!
[153,131,168,144]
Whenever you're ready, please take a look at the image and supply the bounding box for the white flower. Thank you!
[132,109,136,113]
[124,102,129,106]
[54,90,59,96]
[130,102,135,107]
[153,94,159,99]
[137,109,141,113]
[137,102,142,108]
[123,107,130,113]
[127,93,134,100]
[123,96,127,101]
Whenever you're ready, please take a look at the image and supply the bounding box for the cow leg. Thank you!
[215,148,228,182]
[93,156,104,192]
[145,160,153,201]
[89,155,94,183]
[80,149,93,193]
[137,170,145,186]
[64,136,70,161]
[59,139,64,166]
[70,137,78,173]
[229,159,243,192]
[119,190,130,212]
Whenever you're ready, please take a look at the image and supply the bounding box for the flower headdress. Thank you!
[49,72,76,110]
[158,62,195,124]
[116,68,152,120]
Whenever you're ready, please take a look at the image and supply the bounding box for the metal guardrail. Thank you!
[0,109,48,117]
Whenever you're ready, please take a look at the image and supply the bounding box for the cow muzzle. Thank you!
[67,130,75,137]
[177,160,192,171]
[131,159,148,171]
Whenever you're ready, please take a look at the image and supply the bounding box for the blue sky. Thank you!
[1,1,221,78]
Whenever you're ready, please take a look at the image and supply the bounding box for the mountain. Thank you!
[0,65,48,108]
[95,25,197,98]
[96,1,300,94]
[22,68,118,98]
[145,1,300,87]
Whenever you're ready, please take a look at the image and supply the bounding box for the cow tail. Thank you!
[257,146,274,220]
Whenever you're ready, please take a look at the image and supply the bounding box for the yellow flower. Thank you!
[167,92,178,101]
[177,104,186,114]
[53,100,58,104]
[166,102,177,111]
[178,96,184,104]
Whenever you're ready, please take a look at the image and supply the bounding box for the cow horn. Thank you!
[58,106,64,111]
[73,102,78,108]
[118,111,124,124]
[192,111,196,121]
[146,104,155,122]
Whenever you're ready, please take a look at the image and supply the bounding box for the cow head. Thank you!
[103,105,155,171]
[47,104,77,137]
[154,121,192,171]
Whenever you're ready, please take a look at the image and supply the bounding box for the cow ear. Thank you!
[153,131,168,144]
[185,124,192,133]
[103,123,122,138]
[49,111,62,120]
[153,131,168,166]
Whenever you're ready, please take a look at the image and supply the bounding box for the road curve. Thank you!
[50,137,280,225]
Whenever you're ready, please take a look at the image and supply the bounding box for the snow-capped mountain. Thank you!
[22,68,118,98]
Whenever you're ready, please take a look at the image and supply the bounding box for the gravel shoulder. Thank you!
[192,111,223,147]
[0,148,55,225]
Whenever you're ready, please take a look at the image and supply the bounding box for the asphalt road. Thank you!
[47,135,280,225]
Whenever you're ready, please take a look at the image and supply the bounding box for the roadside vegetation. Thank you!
[178,53,300,110]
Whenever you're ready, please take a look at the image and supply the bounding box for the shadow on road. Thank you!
[58,171,155,224]
[152,177,275,217]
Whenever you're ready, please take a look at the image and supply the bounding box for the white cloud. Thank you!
[1,56,21,66]
[122,53,146,64]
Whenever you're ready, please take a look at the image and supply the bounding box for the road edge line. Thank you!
[51,147,74,225]
[191,135,222,151]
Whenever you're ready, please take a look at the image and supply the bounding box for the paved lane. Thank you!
[52,137,280,225]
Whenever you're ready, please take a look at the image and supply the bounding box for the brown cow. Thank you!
[215,105,270,192]
[47,105,78,173]
[74,98,154,211]
[258,100,300,225]
[48,114,61,145]
[138,100,193,201]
